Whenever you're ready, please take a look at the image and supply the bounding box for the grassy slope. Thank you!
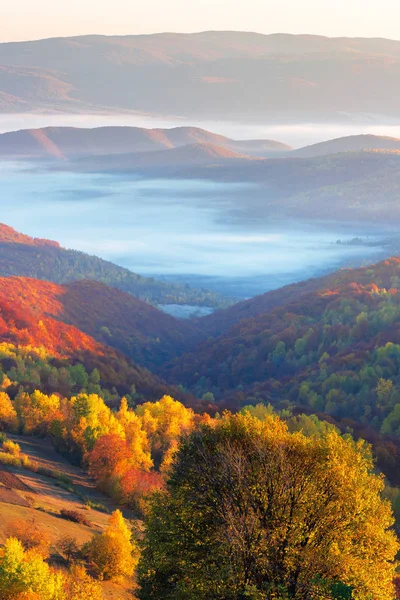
[0,434,136,599]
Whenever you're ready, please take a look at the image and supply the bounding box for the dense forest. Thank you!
[167,260,400,431]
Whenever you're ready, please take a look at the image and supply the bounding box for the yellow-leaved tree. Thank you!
[15,390,61,435]
[136,395,194,470]
[0,537,63,600]
[117,398,153,470]
[85,510,138,581]
[0,391,18,431]
[138,412,399,600]
[62,565,103,599]
[62,393,124,455]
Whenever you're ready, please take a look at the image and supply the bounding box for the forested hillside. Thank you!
[0,276,199,369]
[0,276,197,404]
[0,245,400,597]
[168,258,400,439]
[0,224,231,308]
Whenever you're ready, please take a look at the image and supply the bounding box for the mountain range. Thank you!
[5,127,400,224]
[0,125,290,159]
[2,32,400,120]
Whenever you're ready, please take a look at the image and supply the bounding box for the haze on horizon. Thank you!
[1,0,400,43]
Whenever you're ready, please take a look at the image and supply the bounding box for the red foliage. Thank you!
[88,434,132,482]
[0,275,196,369]
[0,277,102,358]
[119,467,164,507]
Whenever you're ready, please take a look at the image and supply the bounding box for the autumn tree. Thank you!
[87,433,133,489]
[0,391,18,431]
[57,535,79,564]
[5,518,51,559]
[117,398,152,470]
[0,537,62,599]
[136,395,194,470]
[138,413,399,600]
[15,390,61,436]
[61,393,124,457]
[85,510,138,581]
[119,467,164,515]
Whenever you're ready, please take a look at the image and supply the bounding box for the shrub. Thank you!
[59,509,92,527]
[62,565,103,599]
[57,535,80,563]
[2,439,21,457]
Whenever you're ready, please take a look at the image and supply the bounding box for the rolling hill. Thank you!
[0,224,232,309]
[2,32,400,119]
[292,134,400,157]
[156,149,400,223]
[15,131,398,225]
[0,125,290,159]
[0,275,187,403]
[0,275,197,369]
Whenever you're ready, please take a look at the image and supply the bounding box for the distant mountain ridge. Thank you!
[0,125,290,159]
[292,134,400,157]
[2,32,400,119]
[6,129,400,226]
[2,127,399,163]
[73,142,261,172]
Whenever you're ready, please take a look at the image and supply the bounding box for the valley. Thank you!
[2,24,400,599]
[1,127,396,301]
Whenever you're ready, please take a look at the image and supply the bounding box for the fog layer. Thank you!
[0,161,387,298]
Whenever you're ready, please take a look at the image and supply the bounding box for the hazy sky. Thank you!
[1,0,400,43]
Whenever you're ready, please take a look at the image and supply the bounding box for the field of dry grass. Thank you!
[0,434,136,599]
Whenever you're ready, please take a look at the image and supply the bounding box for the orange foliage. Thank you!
[87,433,132,483]
[0,277,103,358]
[119,467,164,512]
[0,224,60,247]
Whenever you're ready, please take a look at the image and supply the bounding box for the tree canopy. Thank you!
[138,413,399,600]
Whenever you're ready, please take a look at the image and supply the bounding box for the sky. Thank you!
[1,0,400,43]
